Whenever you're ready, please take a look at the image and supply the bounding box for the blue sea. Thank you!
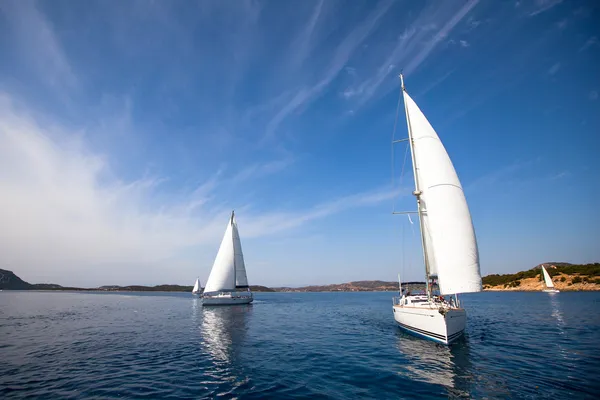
[1,291,599,399]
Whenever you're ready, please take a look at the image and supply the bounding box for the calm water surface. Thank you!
[1,291,599,399]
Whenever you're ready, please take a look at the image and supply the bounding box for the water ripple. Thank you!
[1,291,600,398]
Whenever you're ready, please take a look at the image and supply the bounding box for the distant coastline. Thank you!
[0,270,420,293]
[482,263,600,292]
[2,262,599,293]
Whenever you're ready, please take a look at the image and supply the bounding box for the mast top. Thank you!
[399,71,405,91]
[231,210,235,222]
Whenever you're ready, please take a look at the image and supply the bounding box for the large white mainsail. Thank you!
[203,215,236,293]
[541,265,555,289]
[232,217,249,288]
[403,90,481,295]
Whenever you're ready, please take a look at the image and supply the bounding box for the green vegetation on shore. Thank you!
[1,268,422,292]
[3,263,599,293]
[482,263,600,287]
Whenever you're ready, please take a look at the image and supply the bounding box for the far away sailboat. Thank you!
[192,277,201,296]
[541,265,560,293]
[392,74,482,345]
[201,211,253,306]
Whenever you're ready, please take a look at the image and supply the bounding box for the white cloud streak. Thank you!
[465,159,539,193]
[0,93,392,285]
[529,0,563,16]
[263,0,395,140]
[547,62,561,76]
[579,36,598,52]
[0,0,76,89]
[342,0,479,105]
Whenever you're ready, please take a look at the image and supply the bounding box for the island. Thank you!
[1,262,599,293]
[482,263,600,291]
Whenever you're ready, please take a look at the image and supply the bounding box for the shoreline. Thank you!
[3,288,599,293]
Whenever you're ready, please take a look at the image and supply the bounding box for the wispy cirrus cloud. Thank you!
[262,0,395,141]
[230,157,296,184]
[341,0,480,105]
[465,159,539,193]
[528,0,563,16]
[579,36,599,52]
[241,185,402,237]
[287,0,325,71]
[550,171,570,180]
[0,0,76,90]
[0,93,392,285]
[547,62,561,76]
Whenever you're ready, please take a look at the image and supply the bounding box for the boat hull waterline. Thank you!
[543,289,560,293]
[202,292,253,306]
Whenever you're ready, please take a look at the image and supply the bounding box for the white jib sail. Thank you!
[232,216,249,288]
[541,265,555,288]
[404,90,482,295]
[203,217,236,293]
[192,278,200,293]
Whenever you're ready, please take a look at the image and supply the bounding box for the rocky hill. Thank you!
[0,270,279,292]
[483,263,600,291]
[273,281,424,292]
[3,262,598,293]
[0,269,417,293]
[0,269,33,290]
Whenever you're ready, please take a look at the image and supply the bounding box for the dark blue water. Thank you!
[1,291,599,399]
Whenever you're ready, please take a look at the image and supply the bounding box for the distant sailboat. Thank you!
[202,211,253,306]
[392,73,482,345]
[541,265,560,293]
[192,277,201,295]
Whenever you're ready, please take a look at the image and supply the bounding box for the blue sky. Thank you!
[0,0,598,287]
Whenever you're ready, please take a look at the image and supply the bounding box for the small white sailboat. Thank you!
[541,265,560,293]
[392,74,482,345]
[202,211,253,306]
[192,277,202,296]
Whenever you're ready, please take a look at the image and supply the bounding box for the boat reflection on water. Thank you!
[200,305,252,364]
[396,333,473,396]
[190,303,252,395]
[548,293,571,364]
[191,296,200,324]
[549,293,565,330]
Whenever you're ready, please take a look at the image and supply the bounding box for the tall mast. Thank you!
[400,73,432,298]
[231,210,236,288]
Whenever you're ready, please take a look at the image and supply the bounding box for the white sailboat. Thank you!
[541,265,560,293]
[202,211,253,306]
[192,277,202,295]
[392,74,482,345]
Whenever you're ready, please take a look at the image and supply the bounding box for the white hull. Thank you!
[202,292,253,306]
[543,289,560,293]
[393,296,465,345]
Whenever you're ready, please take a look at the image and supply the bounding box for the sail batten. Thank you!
[403,90,482,295]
